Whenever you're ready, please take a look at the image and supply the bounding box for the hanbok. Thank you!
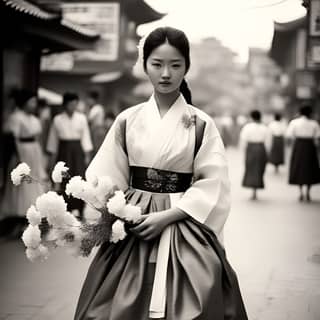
[0,110,46,218]
[286,116,320,185]
[47,111,93,212]
[268,120,286,166]
[240,122,269,189]
[74,95,247,320]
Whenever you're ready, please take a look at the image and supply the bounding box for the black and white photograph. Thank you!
[0,1,319,319]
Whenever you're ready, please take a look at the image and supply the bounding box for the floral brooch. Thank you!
[181,114,196,129]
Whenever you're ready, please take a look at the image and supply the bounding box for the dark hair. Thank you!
[88,90,99,100]
[143,27,192,104]
[63,92,79,106]
[14,89,37,109]
[299,104,313,118]
[250,110,261,122]
[274,113,282,121]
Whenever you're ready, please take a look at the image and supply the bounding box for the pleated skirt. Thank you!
[268,136,285,166]
[242,142,267,189]
[74,189,248,320]
[289,138,320,185]
[57,140,86,213]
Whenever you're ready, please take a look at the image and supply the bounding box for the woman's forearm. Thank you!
[161,207,188,225]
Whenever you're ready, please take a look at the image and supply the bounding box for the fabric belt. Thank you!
[18,136,36,142]
[130,166,192,193]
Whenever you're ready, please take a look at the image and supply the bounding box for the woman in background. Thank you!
[47,92,93,218]
[0,89,46,237]
[268,113,286,173]
[286,105,320,201]
[240,110,270,200]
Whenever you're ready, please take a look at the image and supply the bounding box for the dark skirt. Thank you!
[289,138,320,185]
[268,136,285,166]
[57,140,86,213]
[242,142,267,189]
[74,190,248,320]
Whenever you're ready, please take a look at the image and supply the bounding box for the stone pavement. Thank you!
[0,147,319,320]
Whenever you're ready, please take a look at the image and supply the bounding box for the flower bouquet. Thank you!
[11,162,142,262]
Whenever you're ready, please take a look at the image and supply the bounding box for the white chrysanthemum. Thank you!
[110,220,127,243]
[46,229,59,242]
[11,162,31,185]
[35,191,67,224]
[107,190,126,216]
[65,176,87,199]
[26,244,49,262]
[81,185,97,204]
[120,204,142,223]
[22,225,41,248]
[26,205,41,226]
[63,212,81,227]
[51,161,69,183]
[95,176,114,200]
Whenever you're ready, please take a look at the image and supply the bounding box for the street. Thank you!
[0,147,319,320]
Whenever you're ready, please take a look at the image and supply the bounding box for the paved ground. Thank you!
[0,147,319,320]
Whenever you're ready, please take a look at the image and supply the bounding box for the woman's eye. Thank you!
[152,63,161,67]
[172,64,181,68]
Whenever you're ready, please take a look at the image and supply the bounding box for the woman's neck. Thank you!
[154,90,180,118]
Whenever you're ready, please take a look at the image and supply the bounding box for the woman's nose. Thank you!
[161,66,171,78]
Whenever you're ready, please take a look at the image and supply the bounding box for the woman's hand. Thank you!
[129,208,188,241]
[129,212,169,241]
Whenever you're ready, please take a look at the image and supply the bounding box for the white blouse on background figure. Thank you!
[286,116,320,140]
[239,122,271,150]
[268,120,287,137]
[46,111,93,154]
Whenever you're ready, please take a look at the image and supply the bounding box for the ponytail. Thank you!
[180,78,192,105]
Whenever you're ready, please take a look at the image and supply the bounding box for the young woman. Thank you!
[0,89,46,236]
[268,113,286,173]
[240,110,269,200]
[47,92,93,217]
[75,27,247,320]
[286,105,320,201]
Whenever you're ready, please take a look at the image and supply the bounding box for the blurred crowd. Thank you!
[0,88,319,239]
[0,88,115,238]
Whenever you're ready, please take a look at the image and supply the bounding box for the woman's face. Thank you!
[145,42,186,95]
[24,96,37,114]
[65,99,78,114]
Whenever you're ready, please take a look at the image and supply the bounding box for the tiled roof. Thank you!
[2,0,58,20]
[2,0,99,39]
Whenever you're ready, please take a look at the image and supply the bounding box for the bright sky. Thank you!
[139,0,306,62]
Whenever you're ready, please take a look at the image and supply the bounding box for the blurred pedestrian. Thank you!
[46,92,93,218]
[86,90,105,154]
[0,89,19,191]
[286,105,320,201]
[0,89,47,237]
[240,110,270,200]
[268,113,286,173]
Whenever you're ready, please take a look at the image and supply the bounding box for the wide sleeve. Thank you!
[46,118,59,154]
[176,119,231,239]
[80,116,93,153]
[85,114,129,190]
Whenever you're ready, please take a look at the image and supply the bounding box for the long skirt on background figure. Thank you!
[289,137,320,185]
[268,135,285,166]
[242,142,267,189]
[56,140,86,215]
